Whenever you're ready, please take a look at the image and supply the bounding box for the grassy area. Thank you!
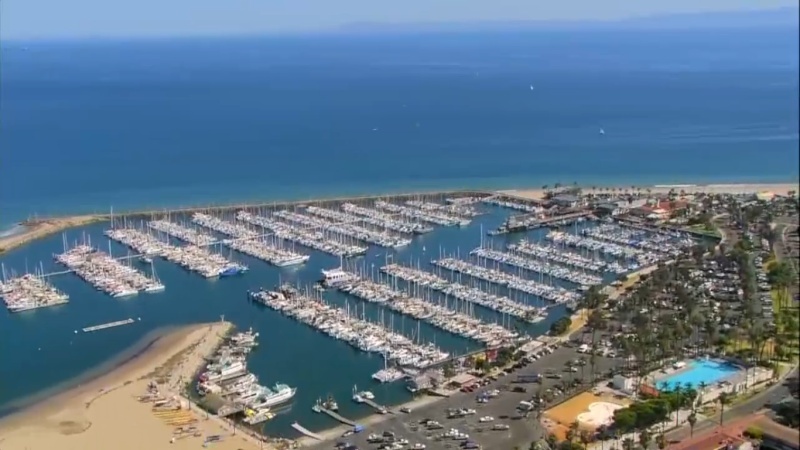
[688,223,722,238]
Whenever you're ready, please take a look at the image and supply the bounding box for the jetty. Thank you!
[82,318,136,333]
[492,210,594,234]
[361,397,392,414]
[313,404,357,426]
[292,422,323,440]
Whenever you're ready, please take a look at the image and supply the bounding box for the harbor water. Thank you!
[0,205,585,436]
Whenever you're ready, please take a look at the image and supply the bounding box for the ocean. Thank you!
[0,28,798,437]
[1,29,798,228]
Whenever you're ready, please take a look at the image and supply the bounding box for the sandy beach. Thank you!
[0,215,104,255]
[498,182,799,201]
[0,321,266,450]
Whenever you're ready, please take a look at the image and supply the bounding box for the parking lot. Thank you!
[309,343,622,450]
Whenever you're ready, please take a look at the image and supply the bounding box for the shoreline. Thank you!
[0,321,261,450]
[1,181,797,257]
[0,326,180,420]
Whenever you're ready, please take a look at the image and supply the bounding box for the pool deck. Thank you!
[649,359,744,390]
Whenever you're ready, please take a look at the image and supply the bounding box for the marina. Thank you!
[248,286,451,371]
[508,239,634,275]
[0,271,69,312]
[191,212,310,267]
[341,202,434,234]
[374,200,469,227]
[469,246,604,286]
[334,273,524,346]
[430,257,581,303]
[378,263,547,322]
[481,195,543,212]
[147,219,217,246]
[581,222,695,258]
[0,190,721,442]
[274,208,412,248]
[236,210,368,257]
[196,328,296,426]
[404,199,482,219]
[55,242,165,297]
[105,227,247,278]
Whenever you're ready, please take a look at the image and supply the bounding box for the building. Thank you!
[550,194,581,208]
[595,202,624,216]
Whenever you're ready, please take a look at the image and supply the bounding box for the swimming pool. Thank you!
[656,359,741,391]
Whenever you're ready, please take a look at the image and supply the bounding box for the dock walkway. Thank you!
[292,422,323,440]
[362,398,392,414]
[317,406,357,426]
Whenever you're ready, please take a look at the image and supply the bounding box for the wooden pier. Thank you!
[315,405,357,426]
[292,422,323,440]
[494,210,594,234]
[361,398,392,414]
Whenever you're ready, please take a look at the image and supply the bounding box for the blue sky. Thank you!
[2,0,797,40]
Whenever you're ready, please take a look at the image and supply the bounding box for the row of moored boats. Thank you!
[377,264,547,322]
[236,211,368,257]
[470,247,604,287]
[431,258,580,304]
[334,276,525,346]
[0,273,69,312]
[55,245,165,297]
[248,287,450,370]
[105,227,247,278]
[191,213,309,267]
[197,328,296,425]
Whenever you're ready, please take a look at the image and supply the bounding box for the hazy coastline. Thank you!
[2,181,796,256]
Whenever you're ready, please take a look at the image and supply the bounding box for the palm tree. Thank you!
[687,412,697,437]
[639,429,652,450]
[718,392,732,426]
[622,437,635,450]
[567,421,580,444]
[579,430,592,450]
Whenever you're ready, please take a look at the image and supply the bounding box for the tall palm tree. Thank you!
[718,392,732,426]
[567,421,580,444]
[622,437,635,450]
[579,430,592,450]
[639,429,652,450]
[687,412,697,437]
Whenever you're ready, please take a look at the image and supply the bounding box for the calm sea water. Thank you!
[0,28,798,437]
[1,29,798,228]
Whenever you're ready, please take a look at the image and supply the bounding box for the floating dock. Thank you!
[292,422,323,440]
[362,398,392,414]
[82,318,136,333]
[314,405,357,426]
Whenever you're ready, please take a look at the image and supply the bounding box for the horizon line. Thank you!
[2,5,797,44]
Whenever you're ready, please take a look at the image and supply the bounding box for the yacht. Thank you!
[320,267,357,288]
[249,383,296,408]
[243,407,274,425]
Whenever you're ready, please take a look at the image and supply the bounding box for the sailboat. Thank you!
[529,84,535,91]
[599,127,605,135]
[145,262,165,293]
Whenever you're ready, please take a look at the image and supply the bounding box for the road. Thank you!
[665,367,798,443]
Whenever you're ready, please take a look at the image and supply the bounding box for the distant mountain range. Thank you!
[342,7,799,33]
